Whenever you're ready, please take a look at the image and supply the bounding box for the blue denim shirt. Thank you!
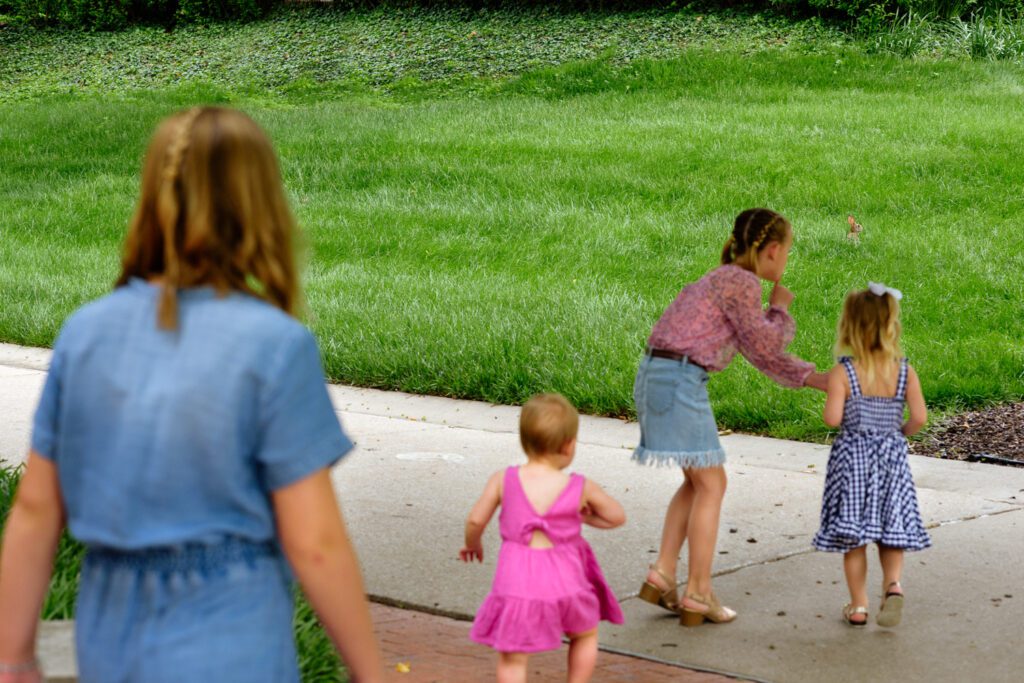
[32,279,352,550]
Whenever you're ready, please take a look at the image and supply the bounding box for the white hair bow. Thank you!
[867,282,903,301]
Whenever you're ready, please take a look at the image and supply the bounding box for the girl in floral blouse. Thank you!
[634,208,828,626]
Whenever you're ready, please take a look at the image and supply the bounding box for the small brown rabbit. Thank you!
[847,214,863,243]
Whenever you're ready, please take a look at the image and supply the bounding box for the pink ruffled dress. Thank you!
[470,467,625,653]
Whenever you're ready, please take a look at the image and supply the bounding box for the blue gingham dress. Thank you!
[812,358,931,553]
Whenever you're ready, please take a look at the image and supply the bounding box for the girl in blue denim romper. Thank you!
[0,108,383,683]
[634,209,828,627]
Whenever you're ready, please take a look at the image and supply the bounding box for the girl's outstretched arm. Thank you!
[580,480,626,529]
[902,366,927,436]
[823,365,848,428]
[460,471,502,562]
[0,453,64,683]
[804,372,830,392]
[715,269,816,389]
[273,469,383,683]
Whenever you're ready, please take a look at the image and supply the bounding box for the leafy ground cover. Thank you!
[2,5,1021,105]
[0,465,346,681]
[0,6,854,103]
[2,8,1022,441]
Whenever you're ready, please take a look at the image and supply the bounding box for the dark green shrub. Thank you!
[768,0,1023,20]
[7,0,275,28]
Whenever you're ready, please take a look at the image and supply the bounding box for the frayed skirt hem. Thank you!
[631,446,726,469]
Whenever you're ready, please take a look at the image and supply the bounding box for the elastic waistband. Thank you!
[85,537,278,571]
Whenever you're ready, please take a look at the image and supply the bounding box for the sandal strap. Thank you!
[885,581,903,597]
[844,604,869,616]
[649,564,678,590]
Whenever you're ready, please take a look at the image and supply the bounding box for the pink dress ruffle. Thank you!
[470,468,624,653]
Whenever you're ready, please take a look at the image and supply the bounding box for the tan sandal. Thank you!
[877,582,904,628]
[638,565,680,613]
[843,603,869,626]
[680,591,737,626]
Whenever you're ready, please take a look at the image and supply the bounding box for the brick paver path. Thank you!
[371,603,739,682]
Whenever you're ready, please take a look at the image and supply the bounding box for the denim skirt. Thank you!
[75,537,299,683]
[632,354,726,469]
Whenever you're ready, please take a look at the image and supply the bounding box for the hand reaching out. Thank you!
[804,372,829,392]
[459,543,484,563]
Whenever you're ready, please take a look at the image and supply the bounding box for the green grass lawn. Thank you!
[2,10,1023,441]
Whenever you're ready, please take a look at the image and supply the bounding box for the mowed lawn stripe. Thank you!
[1,52,1022,439]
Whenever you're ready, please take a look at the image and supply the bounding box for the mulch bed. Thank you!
[910,402,1024,465]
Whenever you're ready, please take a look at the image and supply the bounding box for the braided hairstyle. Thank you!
[720,208,792,276]
[117,107,301,330]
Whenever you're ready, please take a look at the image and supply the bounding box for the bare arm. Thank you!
[580,479,625,529]
[273,469,383,683]
[804,372,829,392]
[822,365,847,428]
[0,453,64,679]
[902,366,927,436]
[460,471,502,562]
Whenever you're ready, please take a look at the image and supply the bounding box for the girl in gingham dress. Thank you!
[813,283,931,628]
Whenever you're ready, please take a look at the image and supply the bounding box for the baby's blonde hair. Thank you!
[116,107,301,330]
[721,208,792,276]
[835,289,903,388]
[519,394,579,458]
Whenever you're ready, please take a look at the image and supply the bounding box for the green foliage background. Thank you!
[2,0,1023,30]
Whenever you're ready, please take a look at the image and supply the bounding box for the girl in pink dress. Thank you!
[460,394,625,683]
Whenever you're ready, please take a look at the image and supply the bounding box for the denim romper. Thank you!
[32,280,352,683]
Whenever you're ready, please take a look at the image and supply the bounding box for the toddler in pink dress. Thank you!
[460,394,625,682]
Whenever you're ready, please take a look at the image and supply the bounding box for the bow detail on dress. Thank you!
[522,519,552,542]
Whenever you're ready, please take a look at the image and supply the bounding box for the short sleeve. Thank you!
[31,345,64,461]
[257,327,353,491]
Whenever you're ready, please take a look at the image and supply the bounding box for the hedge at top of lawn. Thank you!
[2,0,1023,31]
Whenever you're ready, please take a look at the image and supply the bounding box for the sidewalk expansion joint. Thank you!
[597,644,772,683]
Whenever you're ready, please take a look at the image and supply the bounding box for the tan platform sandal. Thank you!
[680,591,737,626]
[877,582,904,628]
[843,604,869,626]
[638,565,680,614]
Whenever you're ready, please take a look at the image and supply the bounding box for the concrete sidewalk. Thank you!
[3,342,1023,682]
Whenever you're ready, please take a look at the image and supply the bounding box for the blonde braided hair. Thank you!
[118,107,302,331]
[155,107,202,329]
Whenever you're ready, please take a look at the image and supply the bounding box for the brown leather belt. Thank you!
[645,347,707,371]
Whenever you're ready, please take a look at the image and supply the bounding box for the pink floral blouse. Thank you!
[647,265,815,388]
